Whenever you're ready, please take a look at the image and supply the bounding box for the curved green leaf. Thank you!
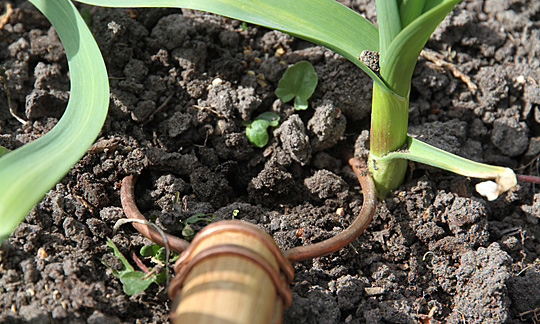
[0,0,109,240]
[378,136,517,200]
[380,0,461,96]
[77,0,386,89]
[121,271,155,295]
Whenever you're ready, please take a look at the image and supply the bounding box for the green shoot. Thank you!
[244,112,280,148]
[275,61,318,110]
[74,0,516,199]
[104,238,160,295]
[240,21,248,31]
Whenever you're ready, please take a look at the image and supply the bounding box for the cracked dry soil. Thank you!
[2,1,540,323]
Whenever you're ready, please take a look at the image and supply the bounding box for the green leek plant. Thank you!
[0,0,517,239]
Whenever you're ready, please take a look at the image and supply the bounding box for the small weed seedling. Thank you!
[275,60,318,111]
[244,60,316,147]
[104,238,166,295]
[244,112,280,147]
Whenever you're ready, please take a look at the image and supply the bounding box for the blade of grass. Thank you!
[76,0,386,90]
[0,0,109,240]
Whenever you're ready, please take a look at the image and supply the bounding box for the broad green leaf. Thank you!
[244,112,280,148]
[76,0,386,90]
[275,61,317,110]
[0,0,109,240]
[380,0,461,96]
[120,271,155,295]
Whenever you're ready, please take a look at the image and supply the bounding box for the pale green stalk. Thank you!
[369,0,461,196]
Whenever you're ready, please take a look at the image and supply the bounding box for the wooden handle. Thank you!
[169,220,293,324]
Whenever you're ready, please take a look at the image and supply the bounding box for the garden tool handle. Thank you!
[168,220,293,324]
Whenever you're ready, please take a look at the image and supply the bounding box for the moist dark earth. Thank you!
[1,0,540,323]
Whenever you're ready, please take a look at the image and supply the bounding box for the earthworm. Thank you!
[120,175,190,253]
[282,157,377,262]
[120,157,377,262]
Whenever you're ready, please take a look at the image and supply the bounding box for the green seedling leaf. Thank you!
[106,238,134,274]
[140,244,161,258]
[375,136,517,201]
[399,0,426,28]
[0,147,9,158]
[244,112,280,148]
[154,247,167,262]
[275,61,318,110]
[120,271,155,295]
[380,0,461,96]
[105,238,160,295]
[141,243,179,263]
[181,213,215,240]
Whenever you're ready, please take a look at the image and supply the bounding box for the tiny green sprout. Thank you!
[104,238,158,295]
[173,191,181,205]
[232,209,239,219]
[241,21,248,31]
[243,112,280,148]
[275,61,318,110]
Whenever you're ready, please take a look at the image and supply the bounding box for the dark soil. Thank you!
[2,1,540,323]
